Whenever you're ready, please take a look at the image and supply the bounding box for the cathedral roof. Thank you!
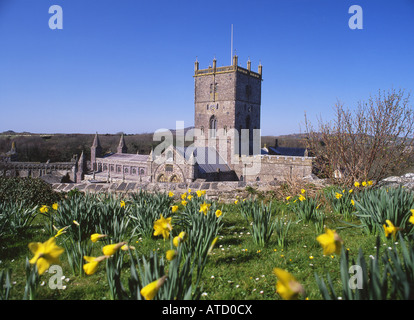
[175,146,231,173]
[102,153,149,162]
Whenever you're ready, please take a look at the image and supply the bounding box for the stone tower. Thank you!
[91,132,102,171]
[193,55,262,167]
[117,134,128,154]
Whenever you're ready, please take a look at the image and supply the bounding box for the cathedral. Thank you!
[87,55,313,184]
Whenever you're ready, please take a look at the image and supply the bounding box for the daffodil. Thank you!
[187,195,193,200]
[90,233,107,243]
[349,189,353,193]
[234,200,238,205]
[207,237,218,255]
[120,200,125,208]
[52,203,58,210]
[351,199,355,206]
[171,205,179,213]
[383,220,399,239]
[316,229,343,255]
[168,191,174,197]
[188,189,192,193]
[28,237,64,275]
[410,209,414,225]
[54,226,69,238]
[362,181,367,187]
[298,195,306,202]
[140,276,167,300]
[181,200,187,206]
[166,250,177,261]
[301,189,306,194]
[199,202,211,215]
[83,256,108,275]
[196,190,203,197]
[368,181,373,186]
[173,231,187,247]
[121,244,135,251]
[215,209,222,218]
[273,268,304,300]
[354,181,360,188]
[73,220,80,226]
[286,196,291,201]
[39,205,49,214]
[153,215,173,240]
[102,242,127,256]
[181,193,187,200]
[335,192,343,199]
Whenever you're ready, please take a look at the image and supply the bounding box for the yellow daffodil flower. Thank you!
[301,189,306,194]
[73,220,80,226]
[173,231,187,247]
[140,275,167,300]
[234,200,238,205]
[52,203,58,210]
[354,181,360,188]
[215,209,222,218]
[181,193,187,200]
[196,190,203,197]
[351,199,355,206]
[39,205,49,214]
[410,209,414,225]
[362,181,367,187]
[286,196,291,201]
[102,242,127,256]
[273,268,304,300]
[90,233,107,242]
[383,220,399,239]
[153,215,173,240]
[168,191,174,197]
[28,237,64,275]
[298,195,306,202]
[199,202,211,215]
[181,200,187,206]
[349,189,353,193]
[83,255,108,275]
[187,195,193,200]
[54,226,69,238]
[166,250,177,261]
[171,205,179,213]
[207,237,218,255]
[368,181,373,186]
[316,229,343,255]
[120,200,125,208]
[335,192,343,199]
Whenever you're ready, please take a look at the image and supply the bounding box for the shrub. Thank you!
[0,177,62,207]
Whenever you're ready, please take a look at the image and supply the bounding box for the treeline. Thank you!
[0,132,306,163]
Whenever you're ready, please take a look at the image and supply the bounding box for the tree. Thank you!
[305,89,414,186]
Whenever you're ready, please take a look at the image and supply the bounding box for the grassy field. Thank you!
[0,184,413,301]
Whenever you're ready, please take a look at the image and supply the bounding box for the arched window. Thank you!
[209,116,217,137]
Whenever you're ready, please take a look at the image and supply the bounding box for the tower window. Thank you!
[209,116,217,138]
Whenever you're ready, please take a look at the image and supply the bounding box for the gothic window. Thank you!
[209,116,217,138]
[124,167,129,174]
[103,164,107,171]
[170,175,180,182]
[165,164,173,172]
[140,168,145,175]
[110,165,114,172]
[132,167,137,175]
[157,174,168,183]
[240,175,244,181]
[117,166,121,173]
[201,126,204,135]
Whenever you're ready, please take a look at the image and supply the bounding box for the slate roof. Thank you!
[268,146,307,157]
[175,147,232,174]
[103,153,149,162]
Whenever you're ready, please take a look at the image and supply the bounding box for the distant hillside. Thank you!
[0,130,307,163]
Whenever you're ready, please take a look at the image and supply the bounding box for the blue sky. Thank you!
[0,0,413,136]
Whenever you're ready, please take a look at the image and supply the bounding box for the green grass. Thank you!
[0,192,408,300]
